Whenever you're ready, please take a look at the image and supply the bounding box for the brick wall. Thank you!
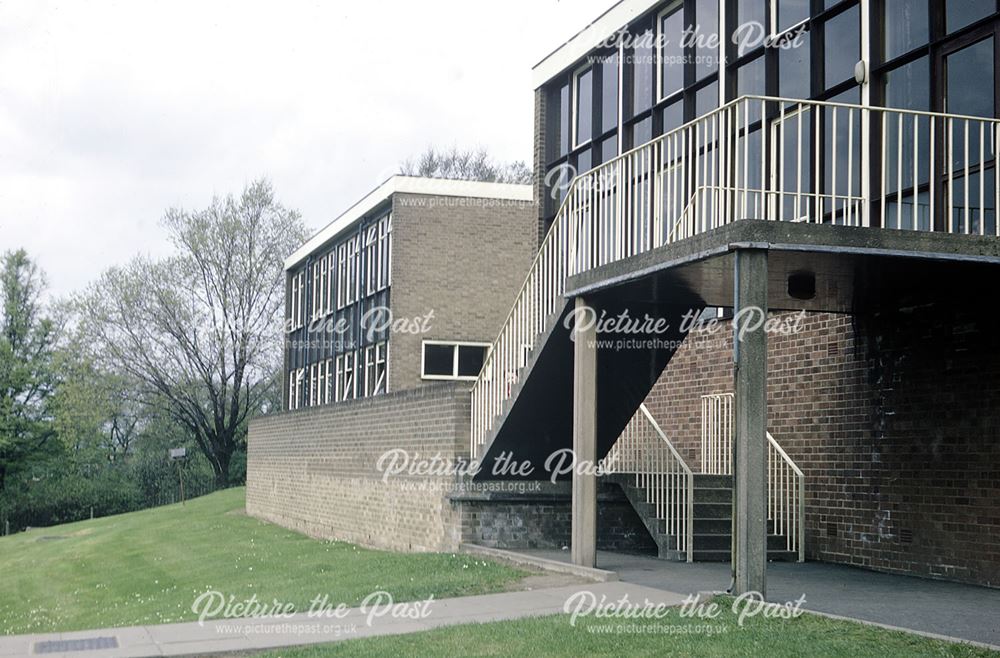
[248,379,657,556]
[645,308,1000,586]
[247,383,471,552]
[388,192,537,393]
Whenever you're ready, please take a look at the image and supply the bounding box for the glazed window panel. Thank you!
[574,66,594,146]
[601,52,619,134]
[823,5,860,90]
[776,0,810,34]
[947,0,996,34]
[660,6,685,100]
[695,0,719,80]
[778,29,810,99]
[884,0,928,62]
[633,27,655,114]
[559,83,571,157]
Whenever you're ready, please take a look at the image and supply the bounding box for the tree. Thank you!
[78,180,307,486]
[50,338,144,468]
[0,250,58,491]
[399,146,532,184]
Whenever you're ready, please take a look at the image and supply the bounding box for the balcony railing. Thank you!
[471,95,1000,457]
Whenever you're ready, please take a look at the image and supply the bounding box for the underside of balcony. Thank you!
[472,219,1000,480]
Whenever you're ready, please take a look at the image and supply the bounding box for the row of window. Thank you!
[549,0,1000,180]
[288,212,392,330]
[287,341,388,410]
[545,0,1000,231]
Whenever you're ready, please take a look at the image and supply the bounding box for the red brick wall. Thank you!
[644,309,1000,587]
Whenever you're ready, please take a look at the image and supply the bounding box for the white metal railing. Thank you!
[701,393,804,562]
[600,404,694,562]
[471,95,1000,456]
[768,431,806,563]
[701,393,733,475]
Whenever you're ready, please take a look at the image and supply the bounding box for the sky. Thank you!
[0,0,613,299]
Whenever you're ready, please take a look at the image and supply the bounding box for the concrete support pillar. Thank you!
[571,296,598,568]
[732,248,768,597]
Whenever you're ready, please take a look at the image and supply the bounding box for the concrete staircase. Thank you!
[607,472,798,562]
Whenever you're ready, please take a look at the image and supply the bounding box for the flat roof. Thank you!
[285,176,533,271]
[532,0,661,89]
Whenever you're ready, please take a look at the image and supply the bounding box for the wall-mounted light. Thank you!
[854,60,868,85]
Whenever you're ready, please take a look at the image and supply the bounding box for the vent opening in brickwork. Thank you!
[898,528,913,544]
[826,522,837,538]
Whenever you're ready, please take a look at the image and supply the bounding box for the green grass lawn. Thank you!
[255,604,999,658]
[0,488,524,635]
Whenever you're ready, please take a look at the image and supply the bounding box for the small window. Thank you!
[421,342,491,380]
[423,344,454,377]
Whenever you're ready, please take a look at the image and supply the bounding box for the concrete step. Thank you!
[692,487,732,503]
[692,474,733,488]
[693,502,731,519]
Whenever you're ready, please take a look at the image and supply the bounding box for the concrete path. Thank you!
[521,549,1000,648]
[0,581,687,657]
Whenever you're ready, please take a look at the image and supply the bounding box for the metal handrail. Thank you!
[600,403,694,562]
[472,94,1000,457]
[767,431,805,563]
[701,392,805,562]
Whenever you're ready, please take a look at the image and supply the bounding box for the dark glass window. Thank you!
[884,0,928,61]
[695,0,719,79]
[457,346,487,377]
[633,27,655,113]
[737,55,766,96]
[632,117,652,147]
[947,0,995,34]
[824,6,860,89]
[946,37,995,118]
[577,148,592,174]
[736,1,767,57]
[777,0,810,33]
[779,30,811,99]
[600,136,618,163]
[575,67,593,146]
[737,55,765,122]
[661,101,684,133]
[696,82,719,116]
[884,56,930,111]
[423,344,453,377]
[660,8,685,99]
[601,53,619,133]
[559,83,570,157]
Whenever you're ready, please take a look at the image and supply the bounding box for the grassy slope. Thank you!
[257,606,1000,658]
[0,488,524,635]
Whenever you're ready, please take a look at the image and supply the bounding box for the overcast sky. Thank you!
[0,0,612,299]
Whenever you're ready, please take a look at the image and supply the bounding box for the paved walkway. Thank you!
[0,581,686,657]
[521,549,1000,647]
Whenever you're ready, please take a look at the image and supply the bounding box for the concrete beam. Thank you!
[733,248,768,597]
[571,296,598,568]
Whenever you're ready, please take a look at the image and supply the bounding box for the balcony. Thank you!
[470,95,1000,459]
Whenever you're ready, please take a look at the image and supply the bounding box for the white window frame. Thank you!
[656,1,685,103]
[770,0,810,40]
[364,341,388,397]
[571,63,595,149]
[420,340,492,381]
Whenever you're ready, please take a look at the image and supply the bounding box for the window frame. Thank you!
[420,340,492,381]
[572,63,595,149]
